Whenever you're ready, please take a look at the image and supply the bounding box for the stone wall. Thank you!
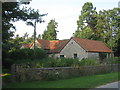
[11,64,119,82]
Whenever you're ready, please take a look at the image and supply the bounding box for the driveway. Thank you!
[90,81,120,90]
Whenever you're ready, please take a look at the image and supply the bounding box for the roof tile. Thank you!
[72,37,112,53]
[23,37,112,53]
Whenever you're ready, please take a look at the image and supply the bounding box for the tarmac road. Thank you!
[96,81,120,88]
[89,81,120,90]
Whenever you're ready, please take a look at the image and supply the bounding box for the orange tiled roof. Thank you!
[37,39,50,49]
[22,43,33,48]
[26,37,112,53]
[50,40,69,53]
[72,37,112,53]
[36,39,69,52]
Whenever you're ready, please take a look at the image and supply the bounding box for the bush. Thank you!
[13,58,101,68]
[60,58,79,67]
[2,58,15,69]
[34,48,48,59]
[40,58,80,67]
[79,59,99,66]
[10,48,48,61]
[105,57,120,64]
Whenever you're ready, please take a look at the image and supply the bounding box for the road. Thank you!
[96,81,120,88]
[90,81,120,90]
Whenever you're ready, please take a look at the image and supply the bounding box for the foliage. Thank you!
[34,58,80,68]
[9,35,25,52]
[22,32,34,44]
[105,57,120,64]
[73,27,93,39]
[13,58,101,68]
[99,53,107,61]
[74,2,97,39]
[2,2,47,69]
[114,38,120,56]
[79,58,99,66]
[42,19,58,40]
[10,48,47,61]
[73,2,120,54]
[2,58,15,69]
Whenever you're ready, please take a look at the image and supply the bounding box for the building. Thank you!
[21,37,113,60]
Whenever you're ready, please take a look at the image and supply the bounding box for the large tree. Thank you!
[42,19,58,40]
[73,2,97,39]
[96,8,120,49]
[2,2,46,68]
[73,2,120,53]
[2,2,28,63]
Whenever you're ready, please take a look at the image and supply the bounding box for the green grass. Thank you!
[4,72,119,88]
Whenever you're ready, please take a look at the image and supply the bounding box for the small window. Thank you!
[60,55,64,58]
[71,42,73,44]
[74,53,77,58]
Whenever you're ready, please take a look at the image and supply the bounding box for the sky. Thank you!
[14,0,120,40]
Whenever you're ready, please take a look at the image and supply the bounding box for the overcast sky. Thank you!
[14,0,120,40]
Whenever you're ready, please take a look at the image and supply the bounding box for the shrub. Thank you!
[34,48,48,59]
[105,57,120,64]
[79,59,99,66]
[41,58,80,67]
[60,58,80,67]
[10,48,48,61]
[2,58,15,69]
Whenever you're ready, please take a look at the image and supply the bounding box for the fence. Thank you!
[11,64,119,82]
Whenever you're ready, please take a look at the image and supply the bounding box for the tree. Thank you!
[114,38,120,56]
[26,8,47,49]
[23,32,29,40]
[2,2,47,68]
[96,8,120,49]
[37,34,41,39]
[73,27,93,39]
[20,32,34,44]
[42,19,58,40]
[73,2,120,52]
[2,2,29,66]
[9,35,24,52]
[2,2,46,51]
[73,2,97,40]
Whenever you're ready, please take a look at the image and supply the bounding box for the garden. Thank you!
[2,48,120,88]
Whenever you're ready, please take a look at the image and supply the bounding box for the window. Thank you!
[71,42,73,44]
[60,55,64,58]
[74,53,77,58]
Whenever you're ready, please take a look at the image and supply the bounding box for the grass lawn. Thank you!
[4,72,119,88]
